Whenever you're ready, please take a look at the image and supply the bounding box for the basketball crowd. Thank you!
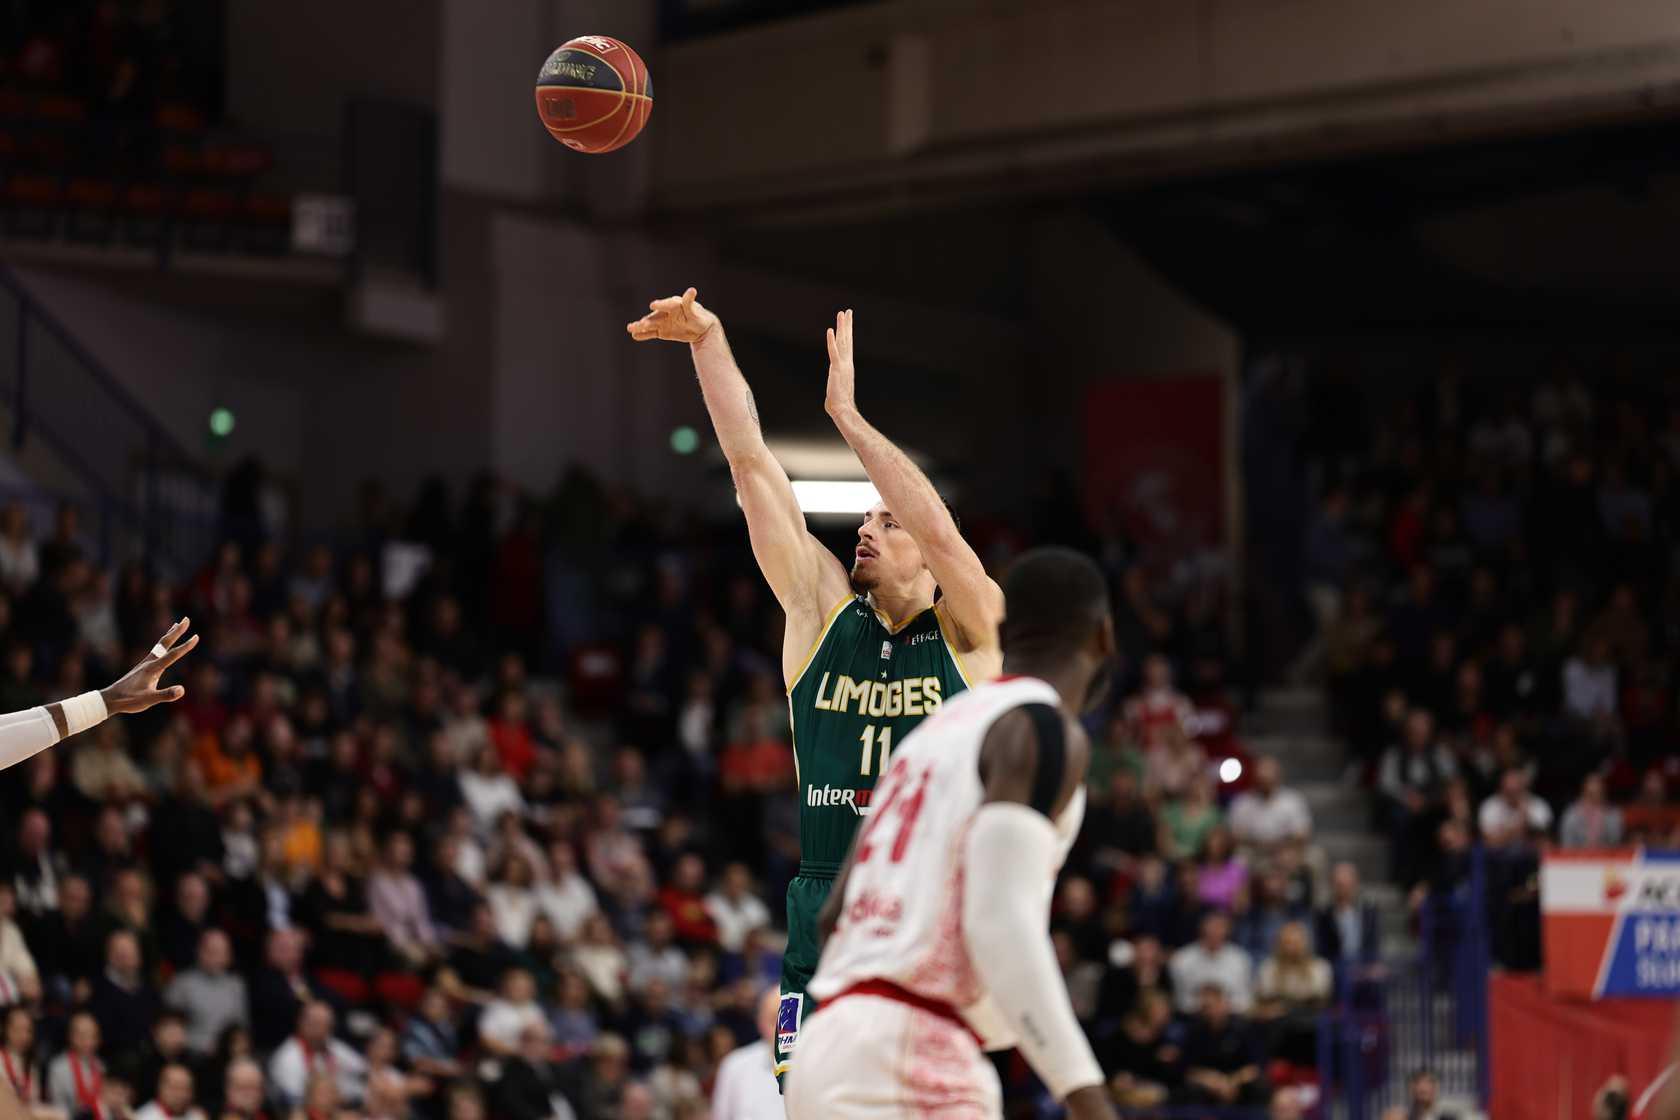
[7,372,1671,1120]
[1296,372,1680,975]
[0,447,1354,1120]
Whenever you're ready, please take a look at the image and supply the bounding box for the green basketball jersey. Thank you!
[784,595,973,876]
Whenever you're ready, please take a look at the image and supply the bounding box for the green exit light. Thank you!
[670,426,699,455]
[209,407,236,438]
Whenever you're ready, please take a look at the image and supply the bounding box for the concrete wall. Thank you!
[226,0,441,140]
[652,0,1680,214]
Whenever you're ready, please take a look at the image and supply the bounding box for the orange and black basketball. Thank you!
[534,36,652,154]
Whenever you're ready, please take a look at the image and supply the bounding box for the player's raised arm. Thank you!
[823,310,1003,654]
[628,291,850,637]
[0,617,197,771]
[963,706,1115,1120]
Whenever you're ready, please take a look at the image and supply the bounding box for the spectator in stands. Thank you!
[90,930,159,1064]
[477,969,545,1058]
[628,909,688,995]
[268,1003,365,1110]
[8,810,62,921]
[72,723,147,805]
[705,864,769,955]
[569,915,628,1010]
[710,987,781,1120]
[164,930,247,1058]
[0,504,39,595]
[1170,912,1253,1014]
[1563,636,1620,734]
[1235,866,1309,960]
[1228,756,1313,856]
[1194,825,1248,913]
[1253,920,1331,1063]
[47,1012,105,1119]
[549,969,600,1059]
[1127,654,1194,752]
[247,931,321,1055]
[1080,769,1156,881]
[136,1063,202,1120]
[492,1022,577,1120]
[656,853,717,949]
[158,873,212,976]
[0,1006,39,1107]
[1100,989,1178,1109]
[0,884,37,1006]
[1181,982,1266,1107]
[399,988,464,1086]
[1270,1085,1308,1120]
[219,1059,266,1120]
[366,833,439,967]
[1478,768,1553,849]
[135,1011,191,1105]
[1378,709,1459,885]
[1160,774,1221,862]
[1561,773,1625,849]
[1315,861,1383,980]
[485,854,539,950]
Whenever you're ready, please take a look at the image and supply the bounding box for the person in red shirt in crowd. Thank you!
[657,854,719,948]
[487,690,538,783]
[1125,654,1194,753]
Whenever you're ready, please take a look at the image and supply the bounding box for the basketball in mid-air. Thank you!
[534,36,652,154]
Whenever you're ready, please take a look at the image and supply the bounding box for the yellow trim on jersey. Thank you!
[774,1062,791,1077]
[787,693,802,787]
[934,600,976,689]
[786,594,857,695]
[869,600,934,635]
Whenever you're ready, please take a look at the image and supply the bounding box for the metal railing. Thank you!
[1318,849,1492,1120]
[0,262,220,574]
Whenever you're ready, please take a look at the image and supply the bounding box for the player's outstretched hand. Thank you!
[626,287,718,344]
[824,308,857,419]
[103,617,198,715]
[1064,1085,1120,1120]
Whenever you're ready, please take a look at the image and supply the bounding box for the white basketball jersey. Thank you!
[807,675,1086,1046]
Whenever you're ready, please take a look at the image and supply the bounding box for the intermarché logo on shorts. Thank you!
[807,785,873,815]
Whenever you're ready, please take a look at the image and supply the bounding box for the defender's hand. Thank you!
[626,287,718,344]
[824,308,857,419]
[102,618,198,715]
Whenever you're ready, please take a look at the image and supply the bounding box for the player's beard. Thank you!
[849,562,878,594]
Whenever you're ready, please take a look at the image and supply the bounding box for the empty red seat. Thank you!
[31,95,84,123]
[66,178,117,208]
[8,174,62,205]
[164,144,203,176]
[122,183,169,214]
[182,187,236,218]
[155,102,207,133]
[203,143,273,177]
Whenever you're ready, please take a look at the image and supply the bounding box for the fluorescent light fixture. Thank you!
[791,480,879,515]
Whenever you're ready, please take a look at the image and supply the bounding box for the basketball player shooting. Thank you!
[627,291,1003,1087]
[0,618,196,773]
[787,548,1118,1120]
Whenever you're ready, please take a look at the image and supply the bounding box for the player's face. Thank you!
[852,504,925,593]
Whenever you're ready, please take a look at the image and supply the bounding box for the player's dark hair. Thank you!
[998,547,1109,663]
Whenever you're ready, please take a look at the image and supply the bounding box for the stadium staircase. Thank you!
[1244,688,1487,1119]
[0,262,219,575]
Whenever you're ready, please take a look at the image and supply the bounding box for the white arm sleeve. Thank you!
[0,707,59,771]
[962,801,1103,1101]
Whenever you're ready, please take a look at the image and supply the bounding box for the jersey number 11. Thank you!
[858,724,893,776]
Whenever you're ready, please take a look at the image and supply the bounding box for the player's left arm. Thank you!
[823,310,1003,652]
[961,706,1114,1119]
